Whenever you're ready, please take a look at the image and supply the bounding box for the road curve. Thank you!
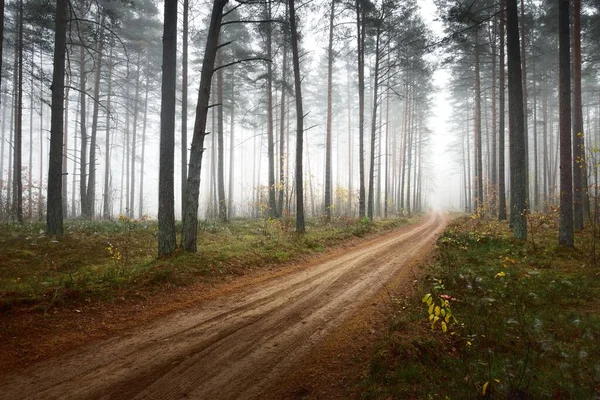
[0,214,446,400]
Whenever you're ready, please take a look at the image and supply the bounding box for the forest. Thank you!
[1,0,600,397]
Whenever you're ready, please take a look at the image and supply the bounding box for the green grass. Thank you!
[0,215,414,313]
[361,215,600,399]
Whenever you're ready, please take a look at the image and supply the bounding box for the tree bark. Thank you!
[289,0,305,232]
[103,49,113,219]
[356,0,366,218]
[572,0,585,229]
[558,0,573,246]
[79,45,89,218]
[217,35,227,222]
[498,5,507,220]
[46,0,68,235]
[507,0,528,239]
[324,0,335,221]
[158,0,178,256]
[367,22,381,221]
[181,0,189,217]
[474,30,483,215]
[182,0,228,251]
[265,0,277,218]
[88,25,104,219]
[12,0,23,223]
[139,57,150,219]
[278,4,288,217]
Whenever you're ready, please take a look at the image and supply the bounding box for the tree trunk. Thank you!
[181,0,189,217]
[228,67,235,219]
[507,0,528,239]
[12,0,23,223]
[139,57,150,219]
[158,0,178,256]
[324,0,335,221]
[289,0,305,232]
[498,5,507,220]
[278,5,288,217]
[558,0,573,246]
[87,27,104,219]
[46,0,68,235]
[129,54,141,218]
[103,49,113,219]
[29,47,34,220]
[265,0,277,218]
[490,20,498,216]
[367,22,381,221]
[474,30,483,215]
[217,36,227,222]
[572,0,585,229]
[181,0,228,251]
[356,0,366,218]
[79,45,89,218]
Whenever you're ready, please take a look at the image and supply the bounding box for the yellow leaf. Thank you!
[445,314,451,323]
[494,379,500,383]
[422,293,432,303]
[494,271,506,278]
[441,308,446,317]
[435,306,441,316]
[429,314,434,321]
[482,381,489,396]
[428,304,434,314]
[442,321,447,332]
[467,341,472,346]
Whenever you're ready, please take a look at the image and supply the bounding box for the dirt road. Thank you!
[0,214,446,400]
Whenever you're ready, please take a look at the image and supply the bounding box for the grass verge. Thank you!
[0,215,414,313]
[361,215,600,399]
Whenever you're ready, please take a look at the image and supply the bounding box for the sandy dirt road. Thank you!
[0,214,446,400]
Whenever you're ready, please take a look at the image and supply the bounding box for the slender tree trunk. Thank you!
[29,47,34,220]
[62,86,69,216]
[217,36,227,222]
[558,0,573,246]
[368,23,381,220]
[532,57,539,210]
[356,0,366,218]
[278,6,288,217]
[128,54,141,218]
[79,45,89,218]
[103,49,113,219]
[158,0,178,256]
[182,0,228,251]
[474,30,483,214]
[277,2,288,216]
[507,0,528,239]
[139,58,150,219]
[87,28,104,219]
[265,0,276,218]
[573,0,585,229]
[72,93,79,217]
[181,0,189,216]
[228,67,235,219]
[324,0,335,221]
[289,0,305,232]
[498,6,507,220]
[47,0,68,235]
[347,60,353,215]
[490,20,498,215]
[12,0,23,223]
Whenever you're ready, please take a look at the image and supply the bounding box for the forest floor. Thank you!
[0,213,446,399]
[360,213,600,398]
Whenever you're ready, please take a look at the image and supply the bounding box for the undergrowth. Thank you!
[0,215,413,313]
[362,215,600,399]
